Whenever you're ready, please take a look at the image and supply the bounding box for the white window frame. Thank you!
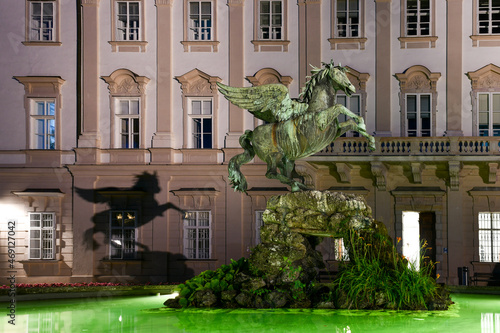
[115,97,140,149]
[115,1,141,41]
[258,0,283,40]
[335,0,360,38]
[29,0,55,42]
[183,211,211,259]
[405,0,431,37]
[255,210,265,245]
[478,92,500,136]
[29,212,55,260]
[405,93,432,137]
[478,0,500,35]
[337,94,361,137]
[188,98,213,149]
[478,212,500,262]
[188,1,213,41]
[109,210,138,260]
[31,99,56,149]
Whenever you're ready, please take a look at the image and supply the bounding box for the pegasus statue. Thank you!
[218,61,376,193]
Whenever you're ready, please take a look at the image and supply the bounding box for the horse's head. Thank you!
[325,62,356,96]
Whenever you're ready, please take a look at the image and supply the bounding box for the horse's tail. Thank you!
[228,130,255,192]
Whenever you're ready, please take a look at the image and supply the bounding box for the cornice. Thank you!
[81,0,100,6]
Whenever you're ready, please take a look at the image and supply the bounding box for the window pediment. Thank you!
[175,69,222,96]
[467,64,500,90]
[246,68,293,87]
[102,69,150,95]
[395,65,441,92]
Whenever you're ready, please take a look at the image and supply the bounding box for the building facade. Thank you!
[0,0,499,285]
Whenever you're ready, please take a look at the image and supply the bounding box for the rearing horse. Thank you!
[218,61,376,193]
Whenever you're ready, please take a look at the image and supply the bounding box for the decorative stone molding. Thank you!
[294,164,315,188]
[155,0,173,5]
[395,65,441,136]
[171,187,220,208]
[102,69,150,95]
[489,163,498,184]
[370,162,387,191]
[227,0,245,5]
[246,68,293,87]
[411,163,422,183]
[175,69,222,96]
[81,0,100,5]
[448,161,461,190]
[466,64,500,136]
[335,163,352,183]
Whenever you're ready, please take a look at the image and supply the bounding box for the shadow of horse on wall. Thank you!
[76,171,185,256]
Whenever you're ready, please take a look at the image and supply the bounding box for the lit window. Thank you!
[189,99,212,149]
[406,94,431,137]
[259,0,282,40]
[478,0,500,34]
[183,211,211,259]
[116,98,140,148]
[405,0,431,36]
[31,100,56,149]
[116,1,140,41]
[336,0,359,38]
[478,93,500,136]
[334,238,349,261]
[29,212,55,259]
[337,94,361,137]
[189,1,212,41]
[479,212,500,262]
[110,211,137,259]
[29,1,55,41]
[255,210,264,245]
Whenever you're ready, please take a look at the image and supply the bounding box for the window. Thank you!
[29,1,55,41]
[189,1,212,41]
[183,211,211,259]
[182,0,218,52]
[116,98,140,148]
[336,0,359,38]
[110,0,146,52]
[116,1,140,41]
[29,212,55,259]
[255,210,265,245]
[31,100,56,149]
[479,212,500,262]
[189,99,212,149]
[406,94,431,137]
[478,93,500,136]
[337,94,361,137]
[259,1,282,40]
[396,65,440,137]
[110,211,137,259]
[405,0,430,36]
[478,0,500,34]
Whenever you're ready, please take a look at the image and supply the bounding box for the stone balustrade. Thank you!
[316,136,500,156]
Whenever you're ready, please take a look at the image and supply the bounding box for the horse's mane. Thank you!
[298,61,348,103]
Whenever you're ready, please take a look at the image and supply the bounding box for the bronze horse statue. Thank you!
[218,61,375,192]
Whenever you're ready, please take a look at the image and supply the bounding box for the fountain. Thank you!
[164,61,451,310]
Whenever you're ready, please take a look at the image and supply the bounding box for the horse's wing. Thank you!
[217,83,308,122]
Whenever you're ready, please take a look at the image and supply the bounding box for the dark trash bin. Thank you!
[458,266,469,286]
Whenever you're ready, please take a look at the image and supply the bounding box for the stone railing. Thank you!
[316,136,500,156]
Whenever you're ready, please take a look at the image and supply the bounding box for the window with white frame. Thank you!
[259,0,283,40]
[337,94,361,137]
[110,211,137,259]
[183,211,211,259]
[406,94,431,137]
[189,1,213,41]
[478,93,500,136]
[31,99,56,149]
[29,212,55,259]
[255,210,264,245]
[478,0,500,34]
[189,99,212,149]
[29,1,55,41]
[405,0,431,36]
[336,0,359,38]
[116,98,140,148]
[116,1,140,41]
[478,212,500,262]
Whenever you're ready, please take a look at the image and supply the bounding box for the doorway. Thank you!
[402,211,436,274]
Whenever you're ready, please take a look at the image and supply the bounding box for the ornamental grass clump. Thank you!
[334,222,446,310]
